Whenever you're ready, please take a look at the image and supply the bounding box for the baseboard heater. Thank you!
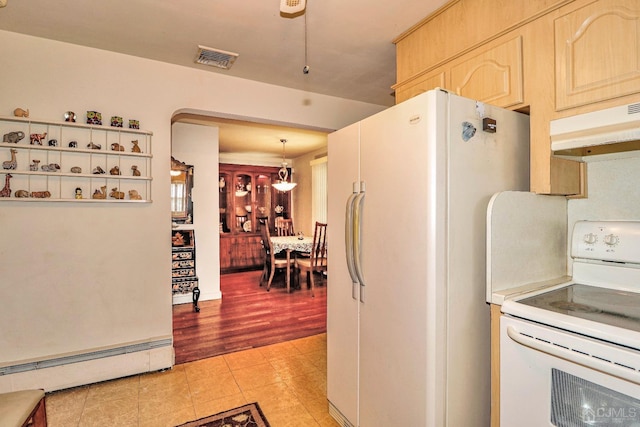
[0,338,172,376]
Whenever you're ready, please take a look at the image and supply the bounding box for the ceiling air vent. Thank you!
[194,45,239,70]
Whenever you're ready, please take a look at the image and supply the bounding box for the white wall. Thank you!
[292,147,328,236]
[171,122,221,303]
[0,29,384,391]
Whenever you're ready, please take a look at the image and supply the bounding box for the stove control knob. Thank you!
[604,234,619,246]
[583,233,598,244]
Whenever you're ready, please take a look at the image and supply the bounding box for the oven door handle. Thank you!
[507,326,640,386]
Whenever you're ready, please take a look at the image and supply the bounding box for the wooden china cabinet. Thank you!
[218,163,292,273]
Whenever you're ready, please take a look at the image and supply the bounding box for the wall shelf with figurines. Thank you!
[0,112,153,202]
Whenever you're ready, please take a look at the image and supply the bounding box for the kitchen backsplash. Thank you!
[568,155,640,223]
[567,155,640,273]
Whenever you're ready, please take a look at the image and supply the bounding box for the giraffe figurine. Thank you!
[0,173,12,197]
[2,149,17,170]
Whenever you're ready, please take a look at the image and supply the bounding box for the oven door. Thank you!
[501,315,640,426]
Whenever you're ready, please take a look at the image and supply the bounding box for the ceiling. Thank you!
[173,113,333,159]
[0,0,448,156]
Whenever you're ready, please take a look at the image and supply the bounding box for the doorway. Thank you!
[170,114,329,362]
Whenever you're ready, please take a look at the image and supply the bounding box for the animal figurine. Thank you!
[110,142,125,151]
[3,131,25,143]
[70,166,82,173]
[86,111,102,125]
[30,191,51,198]
[109,187,125,199]
[41,163,60,172]
[0,174,12,197]
[87,142,101,150]
[29,159,40,171]
[92,186,107,199]
[131,140,141,153]
[30,132,47,145]
[172,231,185,246]
[13,108,29,118]
[128,189,142,200]
[109,165,121,175]
[48,139,58,147]
[92,166,105,174]
[64,111,76,123]
[75,187,82,199]
[15,189,29,198]
[131,165,141,176]
[110,116,123,127]
[2,149,17,170]
[68,141,78,148]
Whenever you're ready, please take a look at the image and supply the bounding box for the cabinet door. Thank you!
[555,0,640,110]
[227,236,263,269]
[394,70,446,104]
[229,237,246,269]
[450,36,524,109]
[246,236,264,268]
[233,173,252,233]
[219,236,232,270]
[254,173,271,233]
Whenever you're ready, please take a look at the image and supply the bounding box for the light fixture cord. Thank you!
[282,139,286,164]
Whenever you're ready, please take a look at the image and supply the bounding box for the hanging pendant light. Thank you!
[272,139,297,192]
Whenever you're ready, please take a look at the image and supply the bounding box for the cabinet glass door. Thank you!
[273,173,291,224]
[218,172,230,233]
[254,173,272,232]
[234,173,252,232]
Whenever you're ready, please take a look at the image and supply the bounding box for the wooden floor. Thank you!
[172,269,327,364]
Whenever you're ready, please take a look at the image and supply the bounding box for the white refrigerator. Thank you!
[327,89,530,427]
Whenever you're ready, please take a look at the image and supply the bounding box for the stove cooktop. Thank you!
[518,284,640,334]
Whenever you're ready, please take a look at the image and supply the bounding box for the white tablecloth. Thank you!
[270,236,313,254]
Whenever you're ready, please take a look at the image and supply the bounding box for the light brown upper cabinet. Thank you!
[554,0,640,110]
[395,36,524,109]
[395,70,446,104]
[393,0,640,196]
[449,36,524,109]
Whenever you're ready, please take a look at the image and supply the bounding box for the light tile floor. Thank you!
[45,333,340,427]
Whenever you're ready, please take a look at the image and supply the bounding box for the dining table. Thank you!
[270,235,314,293]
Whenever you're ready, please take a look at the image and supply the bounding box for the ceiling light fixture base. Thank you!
[280,0,306,16]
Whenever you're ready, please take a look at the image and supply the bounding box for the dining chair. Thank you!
[275,217,295,236]
[295,221,327,297]
[260,222,294,292]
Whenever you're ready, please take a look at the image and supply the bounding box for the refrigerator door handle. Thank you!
[353,182,366,301]
[345,189,359,291]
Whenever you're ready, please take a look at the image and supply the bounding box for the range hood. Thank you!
[551,102,640,159]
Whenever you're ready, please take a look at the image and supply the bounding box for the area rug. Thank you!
[176,402,270,427]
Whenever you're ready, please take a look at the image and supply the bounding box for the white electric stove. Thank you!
[500,221,640,427]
